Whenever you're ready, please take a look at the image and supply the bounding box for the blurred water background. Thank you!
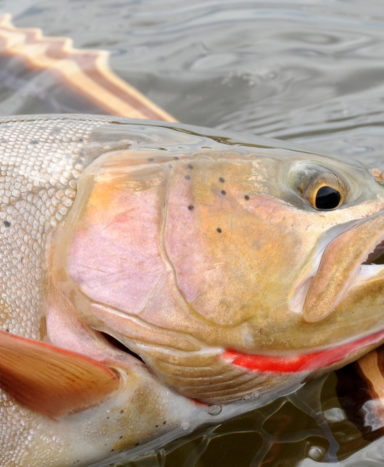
[0,0,383,465]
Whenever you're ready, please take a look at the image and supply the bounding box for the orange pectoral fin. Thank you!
[0,330,119,418]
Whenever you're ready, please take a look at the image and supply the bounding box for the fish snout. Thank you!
[302,213,384,323]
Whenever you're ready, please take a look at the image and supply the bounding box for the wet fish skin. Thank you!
[1,114,384,465]
[0,114,203,466]
[0,114,277,466]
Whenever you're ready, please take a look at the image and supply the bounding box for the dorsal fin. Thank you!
[0,330,119,418]
[0,14,175,120]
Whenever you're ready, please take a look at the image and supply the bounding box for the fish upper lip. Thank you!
[290,212,384,322]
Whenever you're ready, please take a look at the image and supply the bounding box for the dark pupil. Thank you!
[315,186,341,209]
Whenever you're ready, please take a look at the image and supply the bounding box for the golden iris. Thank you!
[303,173,346,210]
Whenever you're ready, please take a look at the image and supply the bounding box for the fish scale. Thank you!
[0,116,103,340]
[0,116,103,466]
[0,115,215,467]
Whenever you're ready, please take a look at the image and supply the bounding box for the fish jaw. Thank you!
[223,328,384,374]
[291,213,384,323]
[47,145,384,406]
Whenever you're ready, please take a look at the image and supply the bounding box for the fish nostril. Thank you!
[99,332,145,363]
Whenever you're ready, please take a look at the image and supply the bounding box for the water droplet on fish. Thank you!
[324,407,346,423]
[207,404,222,416]
[181,421,190,430]
[308,445,325,460]
[243,391,260,401]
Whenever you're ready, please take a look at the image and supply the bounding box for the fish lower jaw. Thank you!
[222,327,384,374]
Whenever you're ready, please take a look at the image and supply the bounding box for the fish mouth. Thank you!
[363,238,384,265]
[223,328,384,373]
[290,213,384,323]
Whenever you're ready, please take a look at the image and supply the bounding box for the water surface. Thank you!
[0,0,383,465]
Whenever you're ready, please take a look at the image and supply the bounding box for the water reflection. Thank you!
[0,0,383,465]
[123,375,365,466]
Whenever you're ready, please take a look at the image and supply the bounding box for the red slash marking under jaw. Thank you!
[223,329,384,373]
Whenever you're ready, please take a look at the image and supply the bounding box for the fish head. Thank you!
[48,141,384,404]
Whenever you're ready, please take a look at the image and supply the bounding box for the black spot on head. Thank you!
[220,190,226,195]
[184,175,191,180]
[77,137,84,143]
[119,435,123,439]
[155,424,159,428]
[187,164,194,170]
[216,227,222,233]
[188,205,194,210]
[3,220,11,227]
[120,409,124,414]
[163,421,167,425]
[219,177,225,183]
[135,442,140,446]
[147,157,155,162]
[244,195,250,200]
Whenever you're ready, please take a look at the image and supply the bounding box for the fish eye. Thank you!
[289,163,347,210]
[303,172,346,210]
[311,184,342,210]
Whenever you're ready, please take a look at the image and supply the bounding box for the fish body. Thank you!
[1,114,384,465]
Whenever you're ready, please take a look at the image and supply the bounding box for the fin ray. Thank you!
[0,330,119,418]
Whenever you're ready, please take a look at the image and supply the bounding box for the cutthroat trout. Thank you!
[1,114,384,465]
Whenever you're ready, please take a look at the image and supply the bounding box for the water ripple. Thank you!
[0,0,384,465]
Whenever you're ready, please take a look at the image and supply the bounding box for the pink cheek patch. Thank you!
[67,180,166,315]
[163,172,207,304]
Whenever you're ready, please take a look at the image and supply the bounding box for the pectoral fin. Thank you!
[0,330,119,418]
